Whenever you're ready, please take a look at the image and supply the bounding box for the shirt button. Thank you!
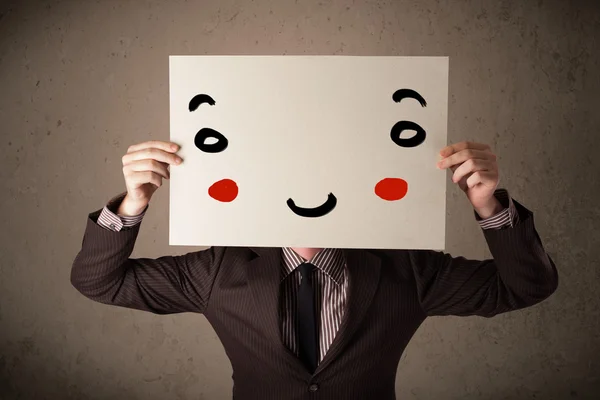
[109,223,116,229]
[309,383,319,392]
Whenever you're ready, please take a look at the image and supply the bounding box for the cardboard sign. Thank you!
[169,56,448,249]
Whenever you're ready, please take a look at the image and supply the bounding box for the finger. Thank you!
[127,171,164,188]
[127,141,180,154]
[438,149,496,169]
[124,159,170,180]
[452,159,496,183]
[466,170,497,189]
[439,141,492,158]
[123,148,183,166]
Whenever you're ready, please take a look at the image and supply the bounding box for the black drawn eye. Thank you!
[390,121,426,148]
[189,94,228,153]
[391,89,426,148]
[194,128,228,153]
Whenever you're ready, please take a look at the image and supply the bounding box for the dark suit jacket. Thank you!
[71,199,558,400]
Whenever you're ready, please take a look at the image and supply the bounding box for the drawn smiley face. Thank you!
[188,88,427,218]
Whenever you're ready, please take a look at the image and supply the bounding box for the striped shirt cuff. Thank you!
[97,192,147,232]
[475,188,520,230]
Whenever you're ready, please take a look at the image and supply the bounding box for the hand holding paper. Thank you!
[119,140,183,216]
[436,141,503,218]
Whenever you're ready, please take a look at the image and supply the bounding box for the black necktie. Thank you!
[297,262,318,373]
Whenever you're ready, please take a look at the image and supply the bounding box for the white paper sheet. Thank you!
[169,56,448,249]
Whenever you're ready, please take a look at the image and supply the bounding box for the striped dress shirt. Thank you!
[97,188,518,365]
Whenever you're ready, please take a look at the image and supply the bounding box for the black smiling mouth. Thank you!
[287,193,337,218]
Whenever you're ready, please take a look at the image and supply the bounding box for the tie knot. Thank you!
[299,262,315,281]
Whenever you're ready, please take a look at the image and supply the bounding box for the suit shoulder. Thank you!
[368,249,413,282]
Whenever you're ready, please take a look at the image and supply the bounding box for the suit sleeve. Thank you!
[410,199,559,317]
[70,208,224,315]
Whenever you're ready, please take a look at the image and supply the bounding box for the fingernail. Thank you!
[171,144,179,151]
[176,157,182,164]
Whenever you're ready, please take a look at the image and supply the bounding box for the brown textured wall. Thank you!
[0,0,598,399]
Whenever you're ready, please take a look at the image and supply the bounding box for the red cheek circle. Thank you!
[375,178,408,201]
[208,179,238,202]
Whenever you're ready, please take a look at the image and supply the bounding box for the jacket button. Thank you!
[309,383,319,392]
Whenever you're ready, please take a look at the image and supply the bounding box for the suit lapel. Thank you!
[247,247,310,378]
[314,248,382,375]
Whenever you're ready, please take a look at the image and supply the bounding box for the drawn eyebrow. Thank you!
[189,94,216,112]
[392,89,427,107]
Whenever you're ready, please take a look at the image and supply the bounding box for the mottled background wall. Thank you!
[0,0,598,399]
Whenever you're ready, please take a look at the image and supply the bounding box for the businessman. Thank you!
[71,140,558,400]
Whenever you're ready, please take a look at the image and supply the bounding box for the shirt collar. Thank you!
[281,248,346,285]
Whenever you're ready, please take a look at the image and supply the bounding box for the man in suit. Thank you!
[71,139,558,400]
